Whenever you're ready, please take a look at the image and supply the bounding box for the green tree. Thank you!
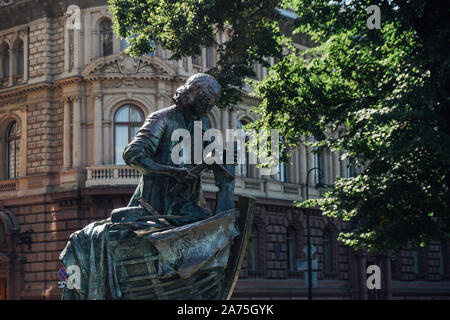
[109,0,450,254]
[109,0,287,107]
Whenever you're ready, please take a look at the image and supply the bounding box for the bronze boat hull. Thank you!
[107,195,255,300]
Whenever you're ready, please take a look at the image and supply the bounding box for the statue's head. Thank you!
[173,73,221,118]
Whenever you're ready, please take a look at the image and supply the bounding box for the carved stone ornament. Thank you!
[118,55,139,74]
[83,53,173,78]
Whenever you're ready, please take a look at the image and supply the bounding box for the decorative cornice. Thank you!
[0,82,52,100]
[0,95,26,107]
[53,76,83,88]
[81,53,177,81]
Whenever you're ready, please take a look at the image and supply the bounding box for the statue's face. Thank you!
[190,87,217,118]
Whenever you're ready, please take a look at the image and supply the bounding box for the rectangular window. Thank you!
[192,55,202,66]
[313,151,323,185]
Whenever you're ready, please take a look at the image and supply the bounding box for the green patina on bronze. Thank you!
[59,74,255,300]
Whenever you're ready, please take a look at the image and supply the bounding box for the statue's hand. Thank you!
[171,167,198,183]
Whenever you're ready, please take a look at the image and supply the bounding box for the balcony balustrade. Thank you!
[84,165,316,201]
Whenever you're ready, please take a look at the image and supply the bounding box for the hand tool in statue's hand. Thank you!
[169,152,234,198]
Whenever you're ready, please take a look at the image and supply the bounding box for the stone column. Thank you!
[221,107,229,131]
[72,96,82,168]
[22,33,28,81]
[323,150,331,185]
[262,57,268,78]
[292,149,299,184]
[269,57,274,66]
[202,47,207,71]
[103,122,112,164]
[187,57,192,73]
[84,12,91,64]
[93,94,103,165]
[230,108,237,130]
[156,81,165,110]
[74,17,83,72]
[63,98,72,169]
[332,151,340,181]
[177,59,184,74]
[64,21,70,73]
[8,48,13,86]
[221,30,227,44]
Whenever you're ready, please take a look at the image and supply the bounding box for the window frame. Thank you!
[5,121,20,180]
[15,40,23,76]
[412,247,427,280]
[346,157,356,177]
[0,221,6,245]
[113,104,145,165]
[100,19,113,57]
[321,227,338,280]
[313,150,323,185]
[1,43,10,79]
[286,226,296,271]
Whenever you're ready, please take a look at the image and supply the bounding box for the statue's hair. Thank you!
[173,73,221,106]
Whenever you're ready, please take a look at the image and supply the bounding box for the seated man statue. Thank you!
[59,73,237,299]
[120,72,235,226]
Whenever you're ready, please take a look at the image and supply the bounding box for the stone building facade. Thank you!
[0,0,449,300]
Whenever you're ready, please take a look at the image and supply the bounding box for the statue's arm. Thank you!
[123,113,185,178]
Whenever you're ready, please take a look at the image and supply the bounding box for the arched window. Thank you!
[6,121,20,179]
[246,225,257,271]
[1,44,9,78]
[114,104,144,165]
[100,20,113,56]
[15,40,23,75]
[286,226,296,271]
[323,230,333,273]
[237,120,251,178]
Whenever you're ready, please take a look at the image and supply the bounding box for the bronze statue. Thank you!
[122,73,235,225]
[59,73,255,300]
